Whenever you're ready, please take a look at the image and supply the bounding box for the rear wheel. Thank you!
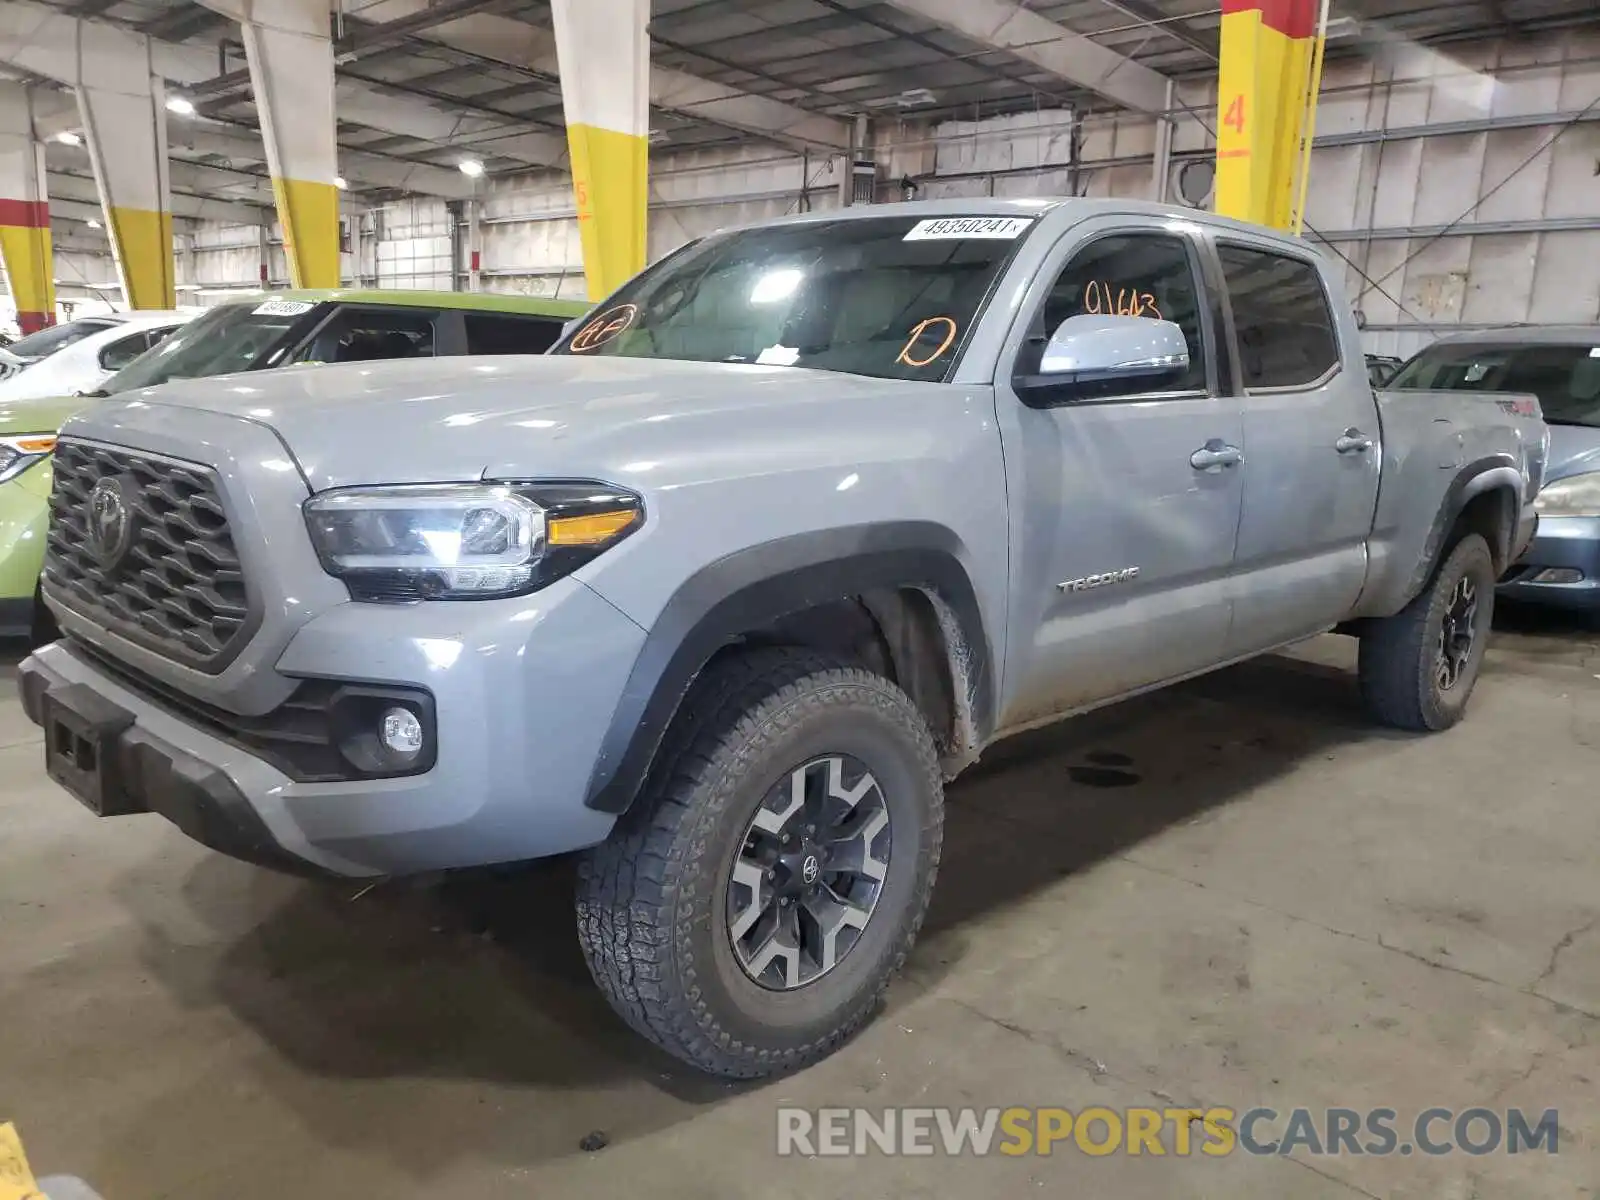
[1358,533,1496,731]
[576,646,943,1078]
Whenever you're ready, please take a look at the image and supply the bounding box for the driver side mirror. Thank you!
[1016,313,1189,399]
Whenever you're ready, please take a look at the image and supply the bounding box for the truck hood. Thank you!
[0,393,92,437]
[97,355,930,491]
[1544,422,1600,484]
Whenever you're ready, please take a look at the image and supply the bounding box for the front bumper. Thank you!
[1498,514,1600,610]
[19,577,645,877]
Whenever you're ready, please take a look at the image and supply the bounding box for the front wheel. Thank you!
[576,647,943,1078]
[1358,532,1496,731]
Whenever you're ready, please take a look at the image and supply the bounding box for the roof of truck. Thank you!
[720,196,1325,248]
[211,289,589,317]
[1426,325,1600,346]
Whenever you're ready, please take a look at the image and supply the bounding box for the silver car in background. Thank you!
[1389,326,1600,616]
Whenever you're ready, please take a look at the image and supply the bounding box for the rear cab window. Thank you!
[552,213,1039,381]
[1217,244,1340,390]
[464,312,567,355]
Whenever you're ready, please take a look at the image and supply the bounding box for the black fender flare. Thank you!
[1405,455,1522,604]
[583,523,994,814]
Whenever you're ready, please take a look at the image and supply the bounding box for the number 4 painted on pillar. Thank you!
[1223,94,1246,135]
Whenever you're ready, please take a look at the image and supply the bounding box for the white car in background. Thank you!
[0,311,195,401]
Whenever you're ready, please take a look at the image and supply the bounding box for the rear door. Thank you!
[992,218,1246,728]
[1210,237,1382,655]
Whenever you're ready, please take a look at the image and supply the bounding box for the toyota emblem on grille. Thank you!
[87,476,137,569]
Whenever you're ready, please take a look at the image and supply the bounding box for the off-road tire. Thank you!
[576,646,944,1078]
[1359,533,1496,731]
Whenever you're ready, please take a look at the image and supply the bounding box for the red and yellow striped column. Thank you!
[1214,0,1319,230]
[551,0,650,300]
[0,83,55,334]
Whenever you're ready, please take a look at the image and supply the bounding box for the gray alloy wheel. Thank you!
[727,754,892,990]
[1434,574,1479,692]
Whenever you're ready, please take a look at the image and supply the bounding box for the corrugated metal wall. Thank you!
[29,28,1599,354]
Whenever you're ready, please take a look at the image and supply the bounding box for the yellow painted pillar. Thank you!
[227,0,341,288]
[1214,0,1318,230]
[77,65,177,308]
[0,83,54,334]
[550,0,649,299]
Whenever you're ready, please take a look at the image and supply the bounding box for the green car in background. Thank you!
[0,288,588,642]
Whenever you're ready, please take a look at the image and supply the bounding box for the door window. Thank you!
[464,312,566,355]
[1217,245,1340,389]
[292,307,438,364]
[1026,233,1208,399]
[98,329,168,372]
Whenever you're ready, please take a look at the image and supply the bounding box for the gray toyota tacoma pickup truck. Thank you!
[19,198,1545,1078]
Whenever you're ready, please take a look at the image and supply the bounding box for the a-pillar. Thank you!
[74,27,176,309]
[0,83,54,334]
[1213,0,1318,230]
[200,0,339,288]
[550,0,649,300]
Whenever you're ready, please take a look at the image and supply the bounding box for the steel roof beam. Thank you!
[877,0,1172,114]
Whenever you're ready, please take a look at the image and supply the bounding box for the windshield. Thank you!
[102,301,309,393]
[551,214,1037,381]
[1389,341,1600,427]
[7,319,116,359]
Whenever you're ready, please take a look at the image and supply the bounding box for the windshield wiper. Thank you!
[77,388,111,398]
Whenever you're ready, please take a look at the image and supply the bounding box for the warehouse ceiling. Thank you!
[26,0,1600,208]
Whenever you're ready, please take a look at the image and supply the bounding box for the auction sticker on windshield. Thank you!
[252,299,315,317]
[904,216,1034,241]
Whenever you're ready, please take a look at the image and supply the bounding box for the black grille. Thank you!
[44,440,254,671]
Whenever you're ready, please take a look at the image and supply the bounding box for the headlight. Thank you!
[0,433,57,484]
[1533,471,1600,518]
[303,481,643,601]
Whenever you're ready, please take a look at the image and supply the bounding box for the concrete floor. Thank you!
[2,612,1597,1199]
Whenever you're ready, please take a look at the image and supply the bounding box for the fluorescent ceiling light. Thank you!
[458,158,485,178]
[165,95,196,116]
[334,176,348,190]
[54,131,81,146]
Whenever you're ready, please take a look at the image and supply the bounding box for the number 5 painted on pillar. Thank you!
[1223,94,1246,135]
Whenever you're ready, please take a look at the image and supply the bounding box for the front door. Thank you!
[992,220,1246,731]
[1210,238,1382,655]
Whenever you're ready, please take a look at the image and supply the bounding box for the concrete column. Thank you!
[196,0,339,288]
[74,28,176,309]
[1150,82,1176,203]
[550,0,649,299]
[0,83,55,333]
[1213,0,1318,230]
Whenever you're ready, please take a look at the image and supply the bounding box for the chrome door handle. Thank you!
[1335,428,1373,454]
[1190,442,1243,472]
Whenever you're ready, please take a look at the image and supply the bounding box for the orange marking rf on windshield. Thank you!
[570,304,638,352]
